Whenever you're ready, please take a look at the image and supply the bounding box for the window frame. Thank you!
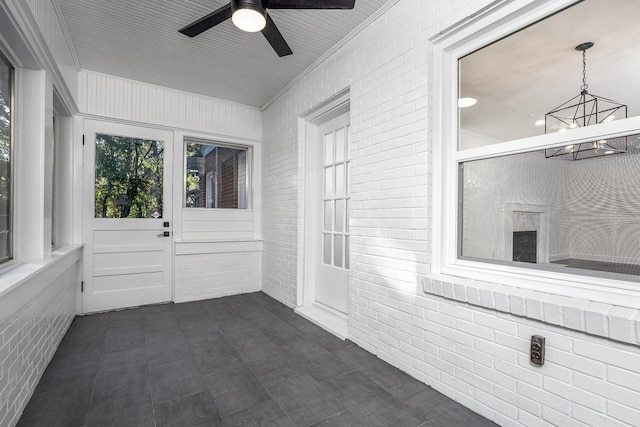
[431,0,640,308]
[0,50,13,266]
[182,138,252,210]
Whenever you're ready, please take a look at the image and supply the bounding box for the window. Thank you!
[185,140,248,209]
[94,134,164,218]
[433,0,640,305]
[0,53,12,263]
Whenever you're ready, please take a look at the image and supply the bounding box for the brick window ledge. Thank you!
[0,244,83,325]
[423,275,640,346]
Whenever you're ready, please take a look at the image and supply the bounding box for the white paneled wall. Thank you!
[181,210,253,241]
[0,261,79,427]
[78,70,262,141]
[22,0,79,103]
[174,241,262,303]
[261,0,640,426]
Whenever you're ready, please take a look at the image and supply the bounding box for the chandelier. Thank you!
[545,42,628,160]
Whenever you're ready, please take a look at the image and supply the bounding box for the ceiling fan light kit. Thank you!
[179,0,356,57]
[231,0,267,32]
[545,42,628,160]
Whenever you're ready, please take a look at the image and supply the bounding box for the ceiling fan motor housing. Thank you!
[231,0,266,15]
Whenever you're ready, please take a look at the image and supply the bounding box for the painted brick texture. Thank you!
[261,0,640,425]
[0,264,78,427]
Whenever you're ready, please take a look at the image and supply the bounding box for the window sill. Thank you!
[423,273,640,346]
[0,244,83,324]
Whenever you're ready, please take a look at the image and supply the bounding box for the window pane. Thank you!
[95,135,163,218]
[323,233,332,265]
[324,167,333,199]
[0,55,11,262]
[335,199,345,233]
[458,0,640,150]
[335,128,346,163]
[324,132,334,165]
[185,141,248,209]
[335,164,345,198]
[459,135,640,282]
[334,234,344,268]
[324,201,332,231]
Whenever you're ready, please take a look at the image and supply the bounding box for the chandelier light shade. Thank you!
[545,42,628,160]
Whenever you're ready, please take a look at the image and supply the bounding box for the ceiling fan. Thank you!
[179,0,356,57]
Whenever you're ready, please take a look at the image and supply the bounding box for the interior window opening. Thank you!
[456,0,640,282]
[185,140,249,209]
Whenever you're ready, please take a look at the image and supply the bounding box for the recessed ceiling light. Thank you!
[458,97,477,108]
[603,115,616,122]
[534,119,545,126]
[569,123,578,129]
[605,150,615,154]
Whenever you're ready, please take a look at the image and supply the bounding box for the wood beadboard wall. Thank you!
[78,70,262,141]
[23,0,79,105]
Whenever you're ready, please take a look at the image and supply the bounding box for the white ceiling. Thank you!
[56,0,390,108]
[460,0,640,144]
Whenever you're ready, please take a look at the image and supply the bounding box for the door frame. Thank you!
[295,89,350,339]
[81,119,175,313]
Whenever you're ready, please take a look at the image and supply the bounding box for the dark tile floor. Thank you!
[17,292,497,427]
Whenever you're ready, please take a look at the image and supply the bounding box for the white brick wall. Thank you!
[262,0,640,425]
[0,264,78,427]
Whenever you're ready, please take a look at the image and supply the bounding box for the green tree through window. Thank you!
[0,54,12,262]
[94,134,163,218]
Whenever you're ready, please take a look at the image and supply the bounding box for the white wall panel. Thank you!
[21,0,79,107]
[78,70,262,141]
[181,209,254,241]
[174,245,262,303]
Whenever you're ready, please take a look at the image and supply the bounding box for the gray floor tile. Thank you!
[310,410,366,427]
[153,391,220,427]
[147,353,200,381]
[332,343,380,369]
[429,406,498,427]
[18,392,90,427]
[93,349,149,394]
[193,345,240,373]
[283,341,353,381]
[204,362,272,416]
[271,374,345,427]
[360,358,415,391]
[86,380,153,426]
[34,365,97,395]
[221,399,294,427]
[347,393,425,427]
[150,373,209,405]
[18,292,496,427]
[321,370,386,408]
[186,329,230,353]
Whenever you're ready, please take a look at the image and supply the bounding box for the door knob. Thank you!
[157,231,170,237]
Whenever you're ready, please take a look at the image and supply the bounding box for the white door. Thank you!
[82,120,173,313]
[315,113,350,314]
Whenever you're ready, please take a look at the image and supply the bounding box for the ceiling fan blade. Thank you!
[179,3,232,37]
[266,0,355,9]
[262,14,293,57]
